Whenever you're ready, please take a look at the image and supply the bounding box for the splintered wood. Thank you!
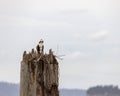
[20,49,59,96]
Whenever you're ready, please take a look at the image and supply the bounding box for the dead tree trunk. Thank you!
[20,49,59,96]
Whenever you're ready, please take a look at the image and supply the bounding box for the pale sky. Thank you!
[0,0,120,89]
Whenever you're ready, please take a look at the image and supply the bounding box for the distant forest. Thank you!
[87,85,120,96]
[0,82,120,96]
[0,82,19,96]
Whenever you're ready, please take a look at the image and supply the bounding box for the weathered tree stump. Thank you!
[20,48,59,96]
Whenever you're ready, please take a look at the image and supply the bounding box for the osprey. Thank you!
[36,39,44,54]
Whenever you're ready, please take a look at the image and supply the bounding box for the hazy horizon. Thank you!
[0,0,120,89]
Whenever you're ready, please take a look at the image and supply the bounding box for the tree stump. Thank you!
[20,49,59,96]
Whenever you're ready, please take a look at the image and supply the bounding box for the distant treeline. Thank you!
[87,85,120,96]
[0,82,19,96]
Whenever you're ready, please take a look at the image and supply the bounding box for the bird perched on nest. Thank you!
[36,39,44,54]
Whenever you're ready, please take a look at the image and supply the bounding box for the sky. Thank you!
[0,0,120,89]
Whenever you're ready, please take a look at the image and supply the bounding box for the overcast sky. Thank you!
[0,0,120,89]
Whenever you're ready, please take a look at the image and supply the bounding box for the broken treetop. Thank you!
[22,40,58,65]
